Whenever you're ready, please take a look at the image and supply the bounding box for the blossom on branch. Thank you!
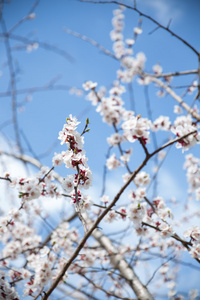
[53,115,93,206]
[171,120,200,152]
[82,81,97,91]
[122,115,151,144]
[106,153,122,170]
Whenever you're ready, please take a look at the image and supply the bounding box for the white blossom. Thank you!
[106,153,122,170]
[134,171,150,187]
[82,81,97,91]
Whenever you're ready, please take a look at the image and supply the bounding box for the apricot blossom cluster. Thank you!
[184,226,200,260]
[1,167,61,217]
[53,115,92,210]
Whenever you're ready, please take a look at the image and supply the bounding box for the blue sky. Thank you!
[1,0,200,298]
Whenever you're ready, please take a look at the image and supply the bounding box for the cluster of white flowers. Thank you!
[51,222,79,255]
[134,171,151,186]
[128,202,147,225]
[104,209,119,222]
[53,115,92,209]
[24,249,55,295]
[184,226,200,260]
[159,223,174,239]
[110,6,126,59]
[126,173,150,232]
[106,153,122,170]
[0,214,48,297]
[96,92,125,126]
[151,115,171,131]
[120,52,147,84]
[127,185,174,239]
[129,187,146,202]
[107,132,123,146]
[2,221,42,260]
[83,81,107,106]
[5,166,60,202]
[0,271,20,300]
[122,115,151,144]
[82,81,97,91]
[152,196,173,220]
[171,115,200,152]
[104,172,151,228]
[110,6,147,84]
[152,63,163,74]
[184,154,200,198]
[78,249,98,268]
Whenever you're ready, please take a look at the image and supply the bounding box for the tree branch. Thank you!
[92,228,154,299]
[80,0,199,56]
[148,76,200,121]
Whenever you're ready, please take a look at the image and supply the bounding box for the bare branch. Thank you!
[145,256,174,287]
[92,228,154,299]
[145,69,198,78]
[148,76,200,121]
[63,27,117,60]
[82,272,137,300]
[0,32,74,62]
[1,19,22,153]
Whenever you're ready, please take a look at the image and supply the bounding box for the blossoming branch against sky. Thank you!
[1,0,200,299]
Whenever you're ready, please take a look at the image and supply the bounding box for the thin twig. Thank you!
[148,76,200,121]
[63,27,117,60]
[146,69,198,78]
[145,255,174,287]
[81,273,136,300]
[0,32,74,62]
[1,19,22,153]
